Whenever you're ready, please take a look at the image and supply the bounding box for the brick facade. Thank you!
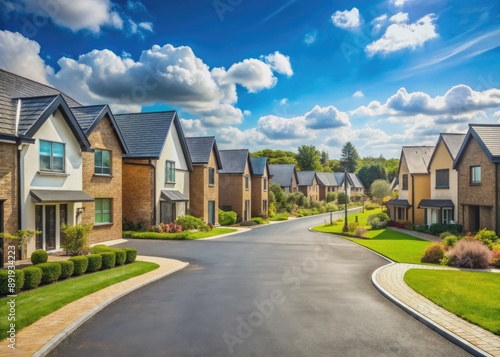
[189,147,219,224]
[457,138,498,233]
[122,159,154,227]
[0,142,18,262]
[81,116,124,243]
[298,176,320,201]
[219,162,252,222]
[251,172,269,219]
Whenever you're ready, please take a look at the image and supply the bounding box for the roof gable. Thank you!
[427,133,466,169]
[316,172,338,186]
[348,173,364,188]
[219,149,251,174]
[185,136,222,169]
[250,157,268,176]
[297,171,317,186]
[269,164,297,187]
[399,146,434,174]
[453,124,500,168]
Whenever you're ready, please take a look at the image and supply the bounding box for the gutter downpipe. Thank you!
[411,174,415,224]
[149,159,156,226]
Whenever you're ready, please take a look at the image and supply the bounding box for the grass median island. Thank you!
[0,261,158,340]
[123,227,237,240]
[404,269,500,335]
[312,208,432,264]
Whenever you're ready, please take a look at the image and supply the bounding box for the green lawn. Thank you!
[405,269,500,335]
[312,208,432,264]
[123,227,237,240]
[0,261,158,340]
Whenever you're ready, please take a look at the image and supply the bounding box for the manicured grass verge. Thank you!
[0,261,158,340]
[123,228,237,240]
[312,208,432,264]
[404,269,500,335]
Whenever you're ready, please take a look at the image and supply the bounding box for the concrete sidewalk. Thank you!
[373,263,500,357]
[1,255,188,357]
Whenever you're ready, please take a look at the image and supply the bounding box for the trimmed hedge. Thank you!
[91,245,112,254]
[429,223,462,236]
[0,270,25,295]
[112,249,126,265]
[100,252,116,269]
[218,209,237,226]
[37,262,62,284]
[122,248,138,264]
[22,266,43,290]
[86,254,103,273]
[58,260,74,279]
[69,256,89,275]
[31,249,48,265]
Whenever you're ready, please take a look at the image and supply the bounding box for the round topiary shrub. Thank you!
[22,266,43,290]
[112,249,126,265]
[37,262,62,284]
[31,249,48,265]
[69,256,89,275]
[421,243,445,264]
[122,248,138,264]
[0,270,25,295]
[86,254,103,273]
[58,260,74,279]
[91,245,112,254]
[100,252,116,269]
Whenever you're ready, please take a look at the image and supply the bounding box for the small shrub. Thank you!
[0,270,25,295]
[368,212,389,229]
[348,222,359,233]
[123,231,190,240]
[61,224,92,255]
[337,192,349,204]
[445,240,492,269]
[69,256,89,275]
[122,217,136,231]
[364,203,380,211]
[219,209,237,226]
[153,223,183,233]
[326,203,338,212]
[58,260,74,279]
[91,245,112,254]
[22,266,42,290]
[439,231,452,239]
[31,249,48,265]
[37,262,62,284]
[442,235,459,249]
[354,226,368,238]
[100,252,116,269]
[86,254,103,272]
[122,248,138,264]
[415,226,431,234]
[175,215,206,230]
[269,213,289,221]
[475,228,498,249]
[112,249,126,265]
[491,246,500,268]
[251,217,265,225]
[421,243,445,264]
[325,192,336,203]
[429,223,462,236]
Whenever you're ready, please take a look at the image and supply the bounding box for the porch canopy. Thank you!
[30,190,94,203]
[418,199,454,209]
[386,199,411,207]
[161,190,189,202]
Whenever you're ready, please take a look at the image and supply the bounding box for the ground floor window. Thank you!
[442,208,453,224]
[208,201,216,225]
[160,201,176,224]
[430,209,439,225]
[397,207,406,221]
[263,200,268,212]
[35,203,71,251]
[95,198,112,224]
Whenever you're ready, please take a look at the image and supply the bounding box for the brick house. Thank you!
[73,105,129,243]
[387,146,433,225]
[185,136,222,225]
[115,111,193,227]
[297,171,319,201]
[218,149,253,222]
[250,157,270,219]
[269,164,298,194]
[0,69,94,258]
[453,124,500,234]
[347,173,365,196]
[316,172,338,201]
[418,133,465,225]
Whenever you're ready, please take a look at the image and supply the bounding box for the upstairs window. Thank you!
[245,174,249,190]
[435,169,449,188]
[402,174,408,190]
[470,166,481,185]
[209,167,215,186]
[166,161,175,183]
[94,149,111,175]
[40,140,65,172]
[263,177,267,191]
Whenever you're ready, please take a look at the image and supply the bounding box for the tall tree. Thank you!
[339,142,360,172]
[327,159,342,172]
[384,158,400,182]
[297,145,322,171]
[370,179,391,203]
[358,164,387,191]
[320,151,329,166]
[251,149,297,165]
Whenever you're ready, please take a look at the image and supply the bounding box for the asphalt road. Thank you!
[49,213,471,357]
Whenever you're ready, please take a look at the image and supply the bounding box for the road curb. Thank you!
[32,258,189,357]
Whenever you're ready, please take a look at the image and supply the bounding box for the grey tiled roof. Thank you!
[334,172,345,186]
[401,146,434,174]
[418,199,454,208]
[316,172,338,186]
[17,96,59,135]
[348,173,364,188]
[114,111,175,159]
[250,157,267,176]
[471,124,500,158]
[441,134,466,160]
[219,149,250,174]
[297,171,316,186]
[269,164,296,187]
[71,105,107,133]
[185,136,222,169]
[387,199,410,207]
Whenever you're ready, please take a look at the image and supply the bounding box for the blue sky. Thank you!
[1,0,500,158]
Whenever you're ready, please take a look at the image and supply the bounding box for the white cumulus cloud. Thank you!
[353,90,364,98]
[389,12,409,23]
[304,105,350,129]
[227,58,277,93]
[264,51,293,77]
[331,8,361,31]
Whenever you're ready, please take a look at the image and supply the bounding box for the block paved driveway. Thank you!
[49,213,470,356]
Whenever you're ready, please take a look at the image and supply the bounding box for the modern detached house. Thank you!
[269,164,298,194]
[72,105,129,243]
[250,157,270,219]
[186,136,222,225]
[115,111,192,227]
[218,149,253,222]
[297,171,319,201]
[419,133,465,226]
[316,172,338,201]
[387,146,433,225]
[0,69,94,257]
[453,124,500,234]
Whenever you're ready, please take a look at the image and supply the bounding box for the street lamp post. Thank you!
[342,168,349,232]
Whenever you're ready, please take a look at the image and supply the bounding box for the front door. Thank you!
[469,205,480,232]
[244,200,250,221]
[208,201,215,225]
[160,202,176,224]
[45,205,57,250]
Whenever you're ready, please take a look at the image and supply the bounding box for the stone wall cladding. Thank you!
[457,138,497,232]
[81,116,124,243]
[122,160,154,228]
[0,142,18,262]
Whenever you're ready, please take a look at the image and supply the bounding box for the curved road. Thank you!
[49,214,470,356]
